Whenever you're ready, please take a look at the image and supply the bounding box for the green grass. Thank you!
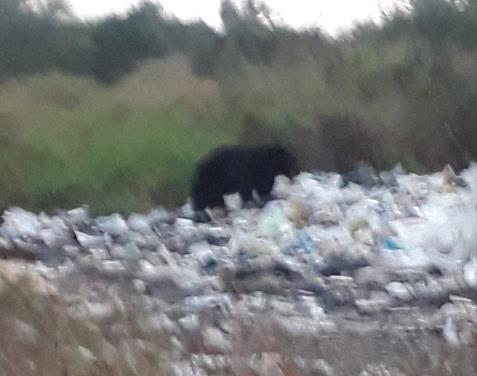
[0,58,236,213]
[25,104,234,213]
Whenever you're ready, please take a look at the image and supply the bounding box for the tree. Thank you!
[92,2,169,82]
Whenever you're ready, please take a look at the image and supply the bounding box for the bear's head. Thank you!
[266,144,299,179]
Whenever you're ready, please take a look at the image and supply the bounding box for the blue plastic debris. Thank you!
[286,231,317,254]
[203,258,218,273]
[381,237,401,250]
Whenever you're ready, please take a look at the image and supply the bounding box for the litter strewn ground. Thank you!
[1,164,476,375]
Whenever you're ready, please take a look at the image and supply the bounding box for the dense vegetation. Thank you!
[1,0,476,213]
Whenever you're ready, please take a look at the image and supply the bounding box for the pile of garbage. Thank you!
[1,163,476,375]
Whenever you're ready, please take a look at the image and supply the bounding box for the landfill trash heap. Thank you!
[0,163,476,374]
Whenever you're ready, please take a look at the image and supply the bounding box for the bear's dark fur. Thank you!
[191,144,298,214]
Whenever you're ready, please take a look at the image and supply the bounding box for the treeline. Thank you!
[0,0,218,82]
[0,0,476,212]
[1,0,476,81]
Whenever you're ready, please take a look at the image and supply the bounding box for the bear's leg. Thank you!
[208,194,226,209]
[194,210,211,222]
[193,193,226,222]
[192,181,227,221]
[255,176,275,208]
[239,183,254,209]
[192,191,211,222]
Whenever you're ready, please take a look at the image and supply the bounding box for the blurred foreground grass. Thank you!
[0,265,166,375]
[1,262,476,375]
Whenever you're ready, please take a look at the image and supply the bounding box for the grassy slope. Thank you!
[0,57,236,213]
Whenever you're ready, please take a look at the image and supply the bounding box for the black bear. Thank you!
[191,144,298,215]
